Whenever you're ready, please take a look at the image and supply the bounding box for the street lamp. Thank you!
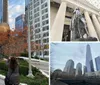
[27,4,34,78]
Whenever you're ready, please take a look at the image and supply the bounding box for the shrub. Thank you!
[20,52,28,57]
[0,59,48,85]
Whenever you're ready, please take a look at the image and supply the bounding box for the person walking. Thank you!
[5,56,20,85]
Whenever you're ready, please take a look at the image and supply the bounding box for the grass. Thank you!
[0,58,48,85]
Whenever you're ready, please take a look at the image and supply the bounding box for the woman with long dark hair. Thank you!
[5,56,19,85]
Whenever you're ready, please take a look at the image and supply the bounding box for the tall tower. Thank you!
[0,0,8,23]
[86,44,94,72]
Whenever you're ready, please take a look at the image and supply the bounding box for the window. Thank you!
[35,17,40,23]
[42,8,48,14]
[34,7,39,13]
[43,32,49,37]
[42,14,48,20]
[35,28,40,33]
[35,34,41,39]
[41,0,46,4]
[42,26,49,31]
[34,12,39,18]
[41,2,47,9]
[42,20,49,26]
[34,2,39,8]
[43,38,49,43]
[35,23,40,28]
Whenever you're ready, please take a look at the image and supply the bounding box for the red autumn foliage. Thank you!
[0,26,41,57]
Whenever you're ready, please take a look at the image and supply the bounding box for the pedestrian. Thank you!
[5,56,20,85]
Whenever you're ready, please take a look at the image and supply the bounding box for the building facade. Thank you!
[25,0,49,58]
[15,14,25,32]
[63,59,75,76]
[95,56,100,71]
[86,44,94,72]
[0,0,8,23]
[83,66,87,74]
[75,63,82,76]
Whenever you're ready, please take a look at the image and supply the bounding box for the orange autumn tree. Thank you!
[2,26,28,57]
[1,26,42,57]
[0,23,10,56]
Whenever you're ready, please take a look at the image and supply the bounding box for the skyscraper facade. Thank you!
[63,59,75,76]
[76,63,82,76]
[83,66,87,74]
[15,14,25,32]
[86,44,94,72]
[95,56,100,71]
[0,0,8,23]
[25,0,49,57]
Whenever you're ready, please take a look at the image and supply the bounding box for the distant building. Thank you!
[95,56,100,71]
[83,66,87,74]
[15,14,25,32]
[86,44,94,72]
[0,0,8,23]
[76,63,82,76]
[63,59,75,76]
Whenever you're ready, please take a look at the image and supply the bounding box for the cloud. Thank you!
[8,0,25,30]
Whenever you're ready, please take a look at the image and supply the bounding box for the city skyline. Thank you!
[50,43,100,72]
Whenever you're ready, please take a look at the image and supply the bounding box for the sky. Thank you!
[50,42,100,72]
[8,0,25,30]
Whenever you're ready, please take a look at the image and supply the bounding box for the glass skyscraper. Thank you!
[95,56,100,71]
[86,44,94,72]
[15,14,25,32]
[0,0,8,23]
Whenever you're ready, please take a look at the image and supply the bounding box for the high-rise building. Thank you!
[15,14,25,32]
[75,63,82,76]
[83,66,87,74]
[95,56,100,71]
[25,0,49,57]
[86,44,94,72]
[63,59,75,76]
[0,0,8,23]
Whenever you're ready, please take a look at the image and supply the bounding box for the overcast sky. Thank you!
[50,42,100,72]
[8,0,25,30]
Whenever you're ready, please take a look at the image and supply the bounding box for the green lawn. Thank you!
[0,58,48,85]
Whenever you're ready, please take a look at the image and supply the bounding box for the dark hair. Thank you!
[10,57,18,71]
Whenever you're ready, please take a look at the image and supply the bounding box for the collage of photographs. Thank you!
[0,0,100,85]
